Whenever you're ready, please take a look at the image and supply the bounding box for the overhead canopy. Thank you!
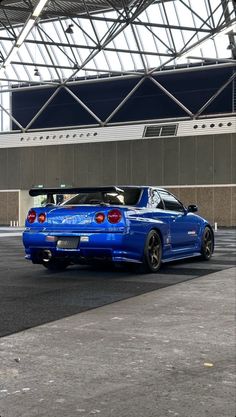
[0,0,134,25]
[0,0,235,86]
[0,0,235,133]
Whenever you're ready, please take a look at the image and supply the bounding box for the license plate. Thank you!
[57,237,80,249]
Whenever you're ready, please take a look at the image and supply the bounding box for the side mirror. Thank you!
[187,204,198,213]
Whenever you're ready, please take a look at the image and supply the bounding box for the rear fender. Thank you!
[125,216,168,255]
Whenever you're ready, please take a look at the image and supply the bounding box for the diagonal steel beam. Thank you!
[24,86,63,131]
[82,0,101,47]
[178,0,213,30]
[58,19,78,69]
[37,24,77,66]
[216,0,232,27]
[194,70,236,118]
[175,1,226,58]
[147,6,236,75]
[63,86,103,125]
[1,7,17,37]
[104,77,145,125]
[0,102,24,131]
[62,0,157,85]
[37,24,62,81]
[0,0,51,72]
[50,1,98,45]
[149,76,193,117]
[136,16,175,54]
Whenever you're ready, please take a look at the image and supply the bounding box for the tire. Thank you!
[201,227,214,260]
[42,259,70,271]
[142,230,162,273]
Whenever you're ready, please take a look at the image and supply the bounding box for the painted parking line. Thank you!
[0,233,22,237]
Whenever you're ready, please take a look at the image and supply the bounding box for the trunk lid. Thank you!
[26,205,128,232]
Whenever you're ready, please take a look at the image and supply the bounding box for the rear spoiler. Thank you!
[29,186,124,197]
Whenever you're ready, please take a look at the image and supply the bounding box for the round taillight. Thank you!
[107,209,122,224]
[27,209,36,224]
[95,212,105,223]
[38,213,46,223]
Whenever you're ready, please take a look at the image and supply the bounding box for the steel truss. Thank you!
[0,0,235,132]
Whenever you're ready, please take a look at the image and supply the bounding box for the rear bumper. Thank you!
[23,230,143,264]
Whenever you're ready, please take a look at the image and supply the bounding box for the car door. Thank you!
[159,190,201,251]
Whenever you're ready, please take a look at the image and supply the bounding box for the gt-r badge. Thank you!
[188,230,196,235]
[62,215,90,224]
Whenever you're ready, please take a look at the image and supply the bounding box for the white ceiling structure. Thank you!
[0,0,235,131]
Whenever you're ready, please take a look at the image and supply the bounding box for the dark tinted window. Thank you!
[64,188,141,206]
[159,191,184,212]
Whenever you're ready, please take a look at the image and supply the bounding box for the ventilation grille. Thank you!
[143,124,178,138]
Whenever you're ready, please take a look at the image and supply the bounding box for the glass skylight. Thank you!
[0,0,235,132]
[0,0,234,85]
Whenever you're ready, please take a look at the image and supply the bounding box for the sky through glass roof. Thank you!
[0,0,235,86]
[0,0,235,132]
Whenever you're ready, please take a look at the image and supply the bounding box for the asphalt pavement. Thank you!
[0,229,235,337]
[0,228,235,417]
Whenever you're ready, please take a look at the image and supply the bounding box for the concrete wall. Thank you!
[0,191,34,226]
[165,186,235,228]
[0,132,235,226]
[0,191,19,226]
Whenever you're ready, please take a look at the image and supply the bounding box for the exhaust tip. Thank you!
[42,250,52,262]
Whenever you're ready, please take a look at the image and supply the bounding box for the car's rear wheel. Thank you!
[42,259,70,271]
[142,230,162,273]
[201,227,214,260]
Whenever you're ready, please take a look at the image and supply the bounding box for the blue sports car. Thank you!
[23,186,214,272]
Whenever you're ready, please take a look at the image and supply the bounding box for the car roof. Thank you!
[118,186,166,191]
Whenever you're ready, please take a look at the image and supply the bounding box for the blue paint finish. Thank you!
[22,186,213,269]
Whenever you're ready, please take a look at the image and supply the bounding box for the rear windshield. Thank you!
[63,188,142,206]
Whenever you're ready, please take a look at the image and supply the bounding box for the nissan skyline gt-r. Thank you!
[23,186,214,273]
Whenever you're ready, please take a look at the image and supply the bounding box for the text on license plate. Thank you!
[57,237,80,249]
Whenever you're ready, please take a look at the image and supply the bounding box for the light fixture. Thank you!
[65,24,74,34]
[16,0,50,47]
[34,68,40,77]
[32,0,49,18]
[219,22,236,36]
[227,42,235,50]
[178,21,236,61]
[0,0,49,79]
[16,18,35,47]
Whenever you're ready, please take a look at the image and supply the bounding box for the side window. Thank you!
[147,188,164,209]
[159,191,184,212]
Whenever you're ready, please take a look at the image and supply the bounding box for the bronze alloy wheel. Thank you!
[143,230,162,273]
[201,227,214,260]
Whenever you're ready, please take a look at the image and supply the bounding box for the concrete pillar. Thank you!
[19,191,34,227]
